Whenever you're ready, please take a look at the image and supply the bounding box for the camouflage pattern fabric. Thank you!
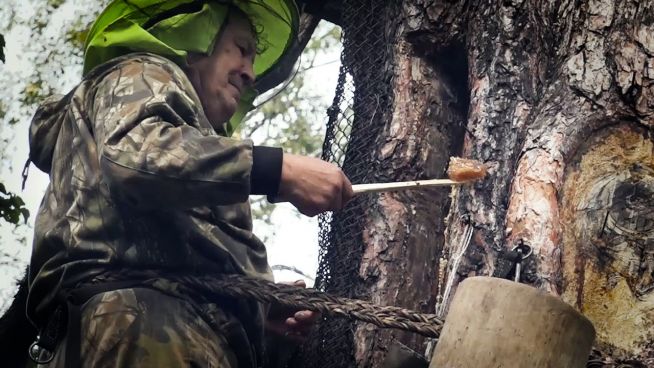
[42,287,243,368]
[27,53,273,367]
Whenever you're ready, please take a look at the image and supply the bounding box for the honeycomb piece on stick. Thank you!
[447,157,487,182]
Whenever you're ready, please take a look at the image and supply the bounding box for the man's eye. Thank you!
[236,44,247,56]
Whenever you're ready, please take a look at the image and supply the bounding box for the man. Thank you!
[25,0,353,367]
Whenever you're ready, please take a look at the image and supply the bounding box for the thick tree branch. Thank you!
[296,0,342,26]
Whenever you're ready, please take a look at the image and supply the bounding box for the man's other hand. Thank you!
[276,153,353,217]
[265,280,320,344]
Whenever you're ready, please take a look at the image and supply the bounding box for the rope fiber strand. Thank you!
[171,274,443,338]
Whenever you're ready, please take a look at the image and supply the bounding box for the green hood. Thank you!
[83,0,298,135]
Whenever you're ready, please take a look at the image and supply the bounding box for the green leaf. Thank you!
[0,181,30,225]
[21,208,30,224]
[8,211,18,224]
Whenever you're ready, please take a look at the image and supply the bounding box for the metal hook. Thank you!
[511,242,532,283]
[29,340,54,364]
[511,242,532,260]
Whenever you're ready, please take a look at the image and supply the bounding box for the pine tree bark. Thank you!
[349,2,468,366]
[344,0,654,366]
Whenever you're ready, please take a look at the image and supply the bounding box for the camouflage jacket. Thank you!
[26,53,281,344]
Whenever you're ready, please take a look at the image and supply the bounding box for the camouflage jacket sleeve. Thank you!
[90,54,276,209]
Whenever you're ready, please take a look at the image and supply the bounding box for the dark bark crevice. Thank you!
[405,36,471,132]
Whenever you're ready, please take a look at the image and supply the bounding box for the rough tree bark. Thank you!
[330,0,653,366]
[348,3,467,367]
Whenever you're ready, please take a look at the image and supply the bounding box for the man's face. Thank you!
[185,12,256,129]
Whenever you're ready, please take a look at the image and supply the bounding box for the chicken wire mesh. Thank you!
[288,0,395,366]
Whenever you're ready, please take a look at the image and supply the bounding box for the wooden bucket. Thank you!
[430,277,595,368]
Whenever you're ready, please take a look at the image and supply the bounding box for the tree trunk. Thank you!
[345,0,653,366]
[352,23,467,368]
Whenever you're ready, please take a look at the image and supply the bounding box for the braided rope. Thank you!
[87,272,644,366]
[162,274,443,338]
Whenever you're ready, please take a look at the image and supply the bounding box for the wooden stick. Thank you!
[352,179,466,195]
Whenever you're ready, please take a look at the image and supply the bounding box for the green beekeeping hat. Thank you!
[83,0,299,135]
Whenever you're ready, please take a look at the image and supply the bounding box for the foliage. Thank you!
[0,1,106,128]
[0,32,17,226]
[0,31,27,227]
[0,179,28,226]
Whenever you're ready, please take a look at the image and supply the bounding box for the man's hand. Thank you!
[265,280,320,344]
[276,153,353,217]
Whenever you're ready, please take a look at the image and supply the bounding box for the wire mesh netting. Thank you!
[289,0,395,367]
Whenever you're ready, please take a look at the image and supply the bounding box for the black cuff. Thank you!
[251,146,283,196]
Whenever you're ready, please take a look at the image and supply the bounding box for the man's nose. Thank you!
[241,60,255,87]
